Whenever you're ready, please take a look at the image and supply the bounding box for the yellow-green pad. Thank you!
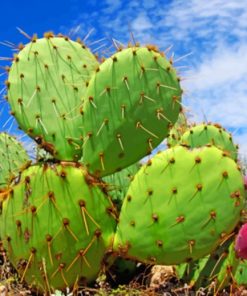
[7,36,98,161]
[0,132,29,190]
[167,111,188,147]
[0,163,116,292]
[114,146,244,265]
[82,46,182,177]
[180,123,238,161]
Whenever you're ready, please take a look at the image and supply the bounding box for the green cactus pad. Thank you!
[180,123,238,161]
[167,111,188,148]
[113,146,244,265]
[177,233,236,290]
[0,163,116,292]
[82,46,182,177]
[103,162,141,210]
[214,241,239,292]
[0,132,30,190]
[235,261,247,285]
[7,35,99,161]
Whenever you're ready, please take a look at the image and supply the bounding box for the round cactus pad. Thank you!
[0,163,116,292]
[114,146,244,265]
[0,132,29,190]
[180,123,238,161]
[82,46,182,177]
[7,36,99,161]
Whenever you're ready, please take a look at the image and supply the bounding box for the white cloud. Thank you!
[131,13,152,32]
[184,45,247,91]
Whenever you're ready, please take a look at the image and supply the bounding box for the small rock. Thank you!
[150,265,177,289]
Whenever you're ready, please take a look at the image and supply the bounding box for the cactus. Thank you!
[167,110,188,148]
[1,31,247,294]
[6,34,99,161]
[113,145,244,265]
[177,234,238,292]
[82,46,182,177]
[103,162,141,210]
[0,132,30,190]
[235,261,247,286]
[180,123,238,161]
[214,241,239,293]
[0,163,116,292]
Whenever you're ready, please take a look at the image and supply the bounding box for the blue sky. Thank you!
[0,0,247,160]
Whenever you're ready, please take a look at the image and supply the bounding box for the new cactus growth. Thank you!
[0,132,29,190]
[114,145,244,265]
[82,46,182,177]
[0,163,116,292]
[6,34,99,161]
[180,123,238,161]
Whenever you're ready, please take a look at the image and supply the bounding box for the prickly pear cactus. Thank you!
[82,46,182,177]
[214,241,239,293]
[167,111,188,148]
[0,163,116,292]
[103,162,141,210]
[114,146,244,265]
[235,261,247,286]
[180,123,238,161]
[177,233,237,291]
[6,34,99,161]
[0,132,29,190]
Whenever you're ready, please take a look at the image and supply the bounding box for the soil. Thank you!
[0,254,246,295]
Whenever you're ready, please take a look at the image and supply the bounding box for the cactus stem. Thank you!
[136,122,159,139]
